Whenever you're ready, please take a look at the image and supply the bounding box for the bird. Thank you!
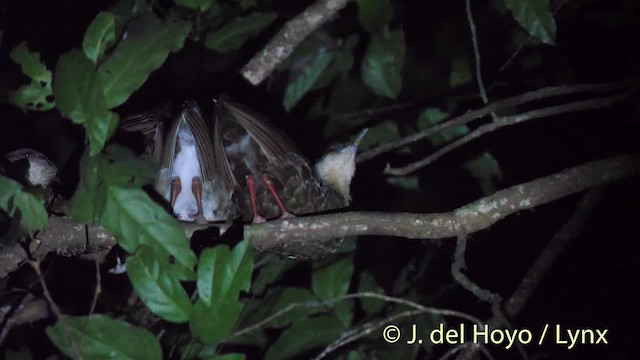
[0,149,58,246]
[1,148,58,208]
[121,97,366,225]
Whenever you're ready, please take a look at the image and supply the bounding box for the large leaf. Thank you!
[361,27,405,99]
[356,0,392,33]
[0,175,48,232]
[191,241,253,344]
[312,35,359,90]
[252,258,294,295]
[46,315,162,360]
[283,49,335,111]
[312,257,354,326]
[265,316,344,360]
[83,11,117,64]
[66,145,155,223]
[190,296,244,345]
[312,257,353,301]
[53,50,118,155]
[504,0,556,45]
[358,271,386,314]
[65,151,104,223]
[197,240,253,306]
[205,12,276,53]
[101,186,195,268]
[126,246,193,323]
[98,16,191,108]
[8,42,55,111]
[66,146,193,270]
[100,145,158,187]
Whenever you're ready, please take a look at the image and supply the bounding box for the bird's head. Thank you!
[314,129,368,201]
[4,149,58,189]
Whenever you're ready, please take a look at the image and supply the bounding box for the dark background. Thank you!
[1,0,639,359]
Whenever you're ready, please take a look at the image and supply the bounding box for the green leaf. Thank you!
[197,240,253,306]
[504,0,556,45]
[98,16,191,108]
[101,186,195,268]
[101,145,158,187]
[283,49,335,111]
[449,56,472,89]
[46,315,162,360]
[197,246,228,305]
[361,27,405,99]
[175,0,213,11]
[356,120,400,151]
[386,176,420,191]
[191,241,253,344]
[10,42,51,82]
[235,0,256,11]
[356,0,392,33]
[126,246,193,323]
[0,175,48,232]
[53,50,118,155]
[252,258,294,295]
[8,42,55,111]
[190,296,243,345]
[265,316,344,360]
[358,271,385,314]
[203,354,246,360]
[205,12,276,53]
[463,152,502,195]
[66,145,156,223]
[312,35,359,90]
[65,151,103,223]
[239,287,317,330]
[417,108,468,147]
[313,257,354,327]
[312,257,353,301]
[83,12,117,64]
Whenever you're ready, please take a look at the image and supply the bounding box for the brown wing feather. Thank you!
[218,98,296,164]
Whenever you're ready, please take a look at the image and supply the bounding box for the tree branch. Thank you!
[454,188,604,360]
[356,81,635,163]
[384,91,634,176]
[0,154,637,272]
[241,0,353,85]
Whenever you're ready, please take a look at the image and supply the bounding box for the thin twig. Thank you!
[384,91,633,176]
[312,309,427,360]
[451,234,502,304]
[80,260,102,352]
[465,0,489,105]
[30,260,83,359]
[231,292,482,340]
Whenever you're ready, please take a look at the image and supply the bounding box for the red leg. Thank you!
[170,177,182,208]
[262,174,294,218]
[192,176,203,217]
[246,175,266,223]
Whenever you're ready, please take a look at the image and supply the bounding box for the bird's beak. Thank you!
[353,128,369,148]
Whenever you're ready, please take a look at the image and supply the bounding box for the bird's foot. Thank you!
[262,174,295,219]
[246,175,266,223]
